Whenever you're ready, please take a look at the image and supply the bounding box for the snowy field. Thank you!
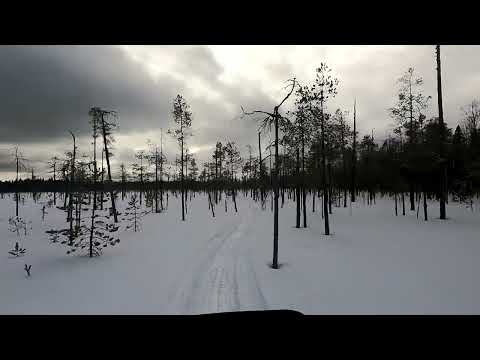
[1,191,479,314]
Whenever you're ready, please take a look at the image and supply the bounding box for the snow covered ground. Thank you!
[1,191,479,314]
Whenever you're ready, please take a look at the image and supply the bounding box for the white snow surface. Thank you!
[1,191,480,314]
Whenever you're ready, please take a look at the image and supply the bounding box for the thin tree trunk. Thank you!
[181,138,185,221]
[321,103,330,235]
[100,114,118,223]
[436,45,446,220]
[394,192,398,216]
[68,132,75,246]
[351,99,357,203]
[258,132,263,206]
[328,163,333,215]
[296,148,301,228]
[302,135,307,228]
[423,190,428,221]
[272,109,279,269]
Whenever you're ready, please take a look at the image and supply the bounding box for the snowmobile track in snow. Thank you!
[170,211,267,314]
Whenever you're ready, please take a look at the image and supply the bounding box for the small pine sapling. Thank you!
[46,194,120,257]
[9,242,26,258]
[122,194,150,232]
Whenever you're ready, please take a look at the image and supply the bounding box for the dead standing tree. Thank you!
[242,78,297,269]
[11,147,28,217]
[47,156,61,205]
[90,107,119,223]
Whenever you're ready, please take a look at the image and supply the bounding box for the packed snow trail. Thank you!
[169,210,267,314]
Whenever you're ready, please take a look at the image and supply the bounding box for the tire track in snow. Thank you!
[170,210,267,314]
[167,218,243,313]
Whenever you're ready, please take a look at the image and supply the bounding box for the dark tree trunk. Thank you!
[208,191,215,217]
[181,138,185,221]
[409,183,415,211]
[100,114,118,223]
[312,188,315,213]
[272,109,279,269]
[321,104,330,236]
[423,190,428,221]
[302,135,307,228]
[394,192,398,216]
[296,148,301,228]
[328,163,333,215]
[351,100,357,203]
[68,133,75,246]
[436,45,447,220]
[155,149,159,213]
[53,163,57,206]
[258,132,263,206]
[16,158,19,217]
[90,189,97,258]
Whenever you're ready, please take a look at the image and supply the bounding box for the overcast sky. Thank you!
[0,45,478,180]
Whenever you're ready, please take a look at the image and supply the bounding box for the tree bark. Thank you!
[351,100,357,203]
[436,45,447,220]
[100,114,118,223]
[296,147,301,228]
[321,102,330,235]
[272,109,279,269]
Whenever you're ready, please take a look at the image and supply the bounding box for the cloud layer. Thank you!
[0,45,479,179]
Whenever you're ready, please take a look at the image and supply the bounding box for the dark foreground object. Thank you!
[194,310,303,317]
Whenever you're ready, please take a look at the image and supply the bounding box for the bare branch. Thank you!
[241,106,275,118]
[277,78,297,109]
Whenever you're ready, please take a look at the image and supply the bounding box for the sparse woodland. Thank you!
[2,45,480,271]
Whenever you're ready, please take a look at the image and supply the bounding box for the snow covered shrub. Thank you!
[8,242,26,258]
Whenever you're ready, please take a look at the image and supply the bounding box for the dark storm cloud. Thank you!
[0,45,280,179]
[4,45,478,180]
[0,45,183,143]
